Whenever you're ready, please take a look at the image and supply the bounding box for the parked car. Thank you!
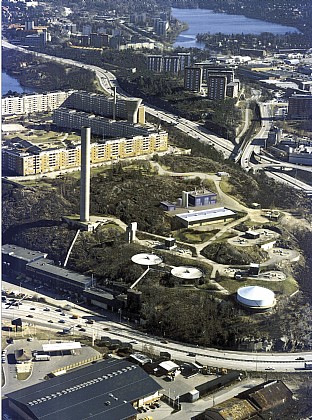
[79,328,86,332]
[58,319,65,323]
[55,308,62,312]
[295,357,305,361]
[27,314,34,318]
[43,307,50,311]
[48,320,53,323]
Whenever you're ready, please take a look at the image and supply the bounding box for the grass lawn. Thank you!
[218,275,298,296]
[175,229,219,244]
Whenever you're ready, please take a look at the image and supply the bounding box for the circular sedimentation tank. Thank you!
[171,266,203,279]
[237,285,275,309]
[131,253,163,266]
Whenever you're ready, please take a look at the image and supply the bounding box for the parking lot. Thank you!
[2,338,100,394]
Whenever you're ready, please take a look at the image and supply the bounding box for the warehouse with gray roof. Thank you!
[7,359,162,420]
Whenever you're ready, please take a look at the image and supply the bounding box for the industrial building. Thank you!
[6,359,163,420]
[160,201,176,211]
[289,145,312,165]
[175,207,236,228]
[288,94,312,119]
[25,259,93,296]
[2,90,76,116]
[236,286,275,309]
[2,244,142,316]
[187,190,217,207]
[2,244,48,274]
[203,380,293,420]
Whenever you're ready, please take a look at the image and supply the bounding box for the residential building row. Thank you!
[2,130,168,176]
[184,63,240,99]
[2,90,146,124]
[147,53,191,74]
[52,108,151,138]
[2,90,76,116]
[63,91,145,124]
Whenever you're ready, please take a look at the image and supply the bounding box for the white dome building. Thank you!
[237,286,275,309]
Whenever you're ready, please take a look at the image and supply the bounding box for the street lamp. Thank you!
[118,308,122,323]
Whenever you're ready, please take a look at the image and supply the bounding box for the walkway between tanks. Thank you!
[148,162,297,290]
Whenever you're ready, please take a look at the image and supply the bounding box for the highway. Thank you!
[2,40,235,159]
[2,294,312,373]
[240,101,312,195]
[3,40,311,189]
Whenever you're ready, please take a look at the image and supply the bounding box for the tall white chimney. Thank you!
[80,126,91,222]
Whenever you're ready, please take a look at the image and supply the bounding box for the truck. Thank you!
[304,362,312,370]
[34,354,50,361]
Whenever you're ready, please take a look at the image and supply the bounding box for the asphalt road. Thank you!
[2,293,312,373]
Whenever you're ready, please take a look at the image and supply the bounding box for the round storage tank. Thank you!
[237,285,275,309]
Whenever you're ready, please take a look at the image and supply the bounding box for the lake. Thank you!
[172,8,300,49]
[2,72,34,95]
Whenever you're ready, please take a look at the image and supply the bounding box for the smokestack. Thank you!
[80,126,91,222]
[113,86,117,120]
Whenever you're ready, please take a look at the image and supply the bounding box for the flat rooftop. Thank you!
[27,260,92,286]
[2,244,48,262]
[176,207,235,223]
[7,359,162,420]
[42,342,82,352]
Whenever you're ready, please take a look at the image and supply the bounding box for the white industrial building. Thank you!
[237,286,275,309]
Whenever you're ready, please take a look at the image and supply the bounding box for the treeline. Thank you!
[197,32,312,54]
[2,49,96,93]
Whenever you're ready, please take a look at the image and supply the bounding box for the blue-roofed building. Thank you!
[188,190,217,207]
[6,359,163,420]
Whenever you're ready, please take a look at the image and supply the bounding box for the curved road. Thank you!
[2,289,312,373]
[2,40,235,159]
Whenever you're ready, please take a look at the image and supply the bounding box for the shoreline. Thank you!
[171,5,305,36]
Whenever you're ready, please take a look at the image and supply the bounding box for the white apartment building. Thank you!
[2,90,76,116]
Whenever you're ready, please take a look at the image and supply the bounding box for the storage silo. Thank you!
[237,286,275,309]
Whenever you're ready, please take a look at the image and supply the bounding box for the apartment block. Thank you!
[53,108,149,138]
[184,66,203,92]
[163,56,181,73]
[63,91,145,124]
[2,132,168,176]
[147,52,191,74]
[2,91,76,116]
[207,75,227,100]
